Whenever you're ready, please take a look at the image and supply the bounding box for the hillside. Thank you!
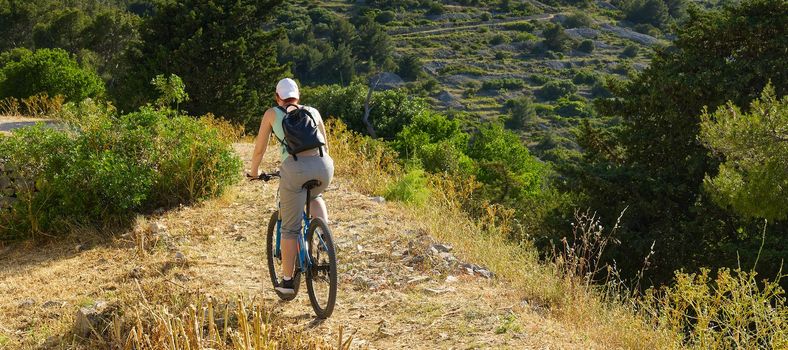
[306,0,663,153]
[1,143,612,349]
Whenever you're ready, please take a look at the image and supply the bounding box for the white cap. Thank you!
[276,78,300,100]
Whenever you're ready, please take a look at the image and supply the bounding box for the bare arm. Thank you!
[318,121,329,154]
[249,109,275,177]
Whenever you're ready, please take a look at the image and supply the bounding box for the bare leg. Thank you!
[310,196,329,223]
[281,238,298,278]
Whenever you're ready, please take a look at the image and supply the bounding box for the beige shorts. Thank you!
[278,155,334,240]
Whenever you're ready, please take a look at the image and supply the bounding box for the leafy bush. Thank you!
[394,111,468,157]
[563,12,593,28]
[0,48,104,102]
[577,39,595,53]
[572,70,600,85]
[541,23,573,52]
[416,141,474,175]
[481,78,525,91]
[304,84,426,139]
[384,168,430,205]
[466,123,546,204]
[621,44,639,58]
[490,33,511,45]
[502,21,535,32]
[0,102,241,239]
[375,10,396,24]
[555,97,591,118]
[633,23,661,37]
[439,64,486,76]
[535,80,577,100]
[621,0,670,29]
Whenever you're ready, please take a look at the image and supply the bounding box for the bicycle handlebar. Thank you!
[246,171,280,182]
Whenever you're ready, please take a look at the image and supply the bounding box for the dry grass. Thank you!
[0,94,64,118]
[326,119,684,349]
[102,296,352,349]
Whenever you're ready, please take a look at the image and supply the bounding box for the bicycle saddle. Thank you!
[302,179,321,190]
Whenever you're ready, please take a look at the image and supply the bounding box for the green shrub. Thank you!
[384,168,430,205]
[490,33,511,45]
[554,97,591,118]
[502,21,535,32]
[621,44,639,58]
[0,48,104,102]
[304,84,426,139]
[535,80,577,100]
[633,23,661,37]
[542,23,573,52]
[590,82,612,98]
[572,70,600,85]
[375,10,396,24]
[563,12,593,28]
[417,141,475,175]
[466,123,547,203]
[439,64,486,76]
[529,74,550,85]
[394,111,468,157]
[481,78,525,91]
[577,39,595,53]
[0,102,241,239]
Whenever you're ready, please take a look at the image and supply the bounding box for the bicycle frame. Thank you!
[274,208,312,273]
[273,184,317,274]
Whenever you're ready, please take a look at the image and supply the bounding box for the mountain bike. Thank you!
[248,171,337,319]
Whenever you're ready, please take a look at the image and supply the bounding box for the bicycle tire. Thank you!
[305,217,337,318]
[266,210,300,301]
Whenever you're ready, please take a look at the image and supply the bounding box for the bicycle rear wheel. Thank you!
[305,217,337,319]
[266,210,300,301]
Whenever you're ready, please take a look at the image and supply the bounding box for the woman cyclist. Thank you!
[248,78,334,295]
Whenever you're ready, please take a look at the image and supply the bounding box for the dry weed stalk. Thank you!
[555,209,625,290]
[0,94,64,117]
[101,296,351,350]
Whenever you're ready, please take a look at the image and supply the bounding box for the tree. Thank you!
[569,0,788,283]
[503,96,537,130]
[623,0,670,29]
[467,123,546,204]
[119,0,287,129]
[0,48,104,101]
[541,23,572,52]
[151,73,189,111]
[700,84,788,221]
[355,19,394,70]
[397,54,423,81]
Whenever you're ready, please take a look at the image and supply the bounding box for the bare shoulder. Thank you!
[261,107,277,124]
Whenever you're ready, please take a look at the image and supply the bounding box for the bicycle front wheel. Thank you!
[305,217,337,318]
[266,210,300,301]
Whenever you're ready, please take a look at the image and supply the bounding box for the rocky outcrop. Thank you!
[600,23,660,46]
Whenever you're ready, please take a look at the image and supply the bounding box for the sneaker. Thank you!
[275,278,295,295]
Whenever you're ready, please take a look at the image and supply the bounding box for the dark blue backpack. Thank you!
[275,104,325,160]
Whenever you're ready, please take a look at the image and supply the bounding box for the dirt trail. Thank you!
[0,143,598,349]
[390,14,555,38]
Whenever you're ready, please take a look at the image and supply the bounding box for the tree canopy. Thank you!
[700,84,788,221]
